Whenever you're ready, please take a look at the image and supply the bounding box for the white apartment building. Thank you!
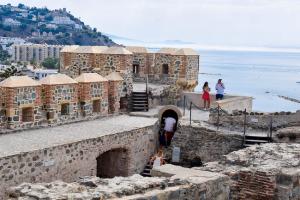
[52,16,75,25]
[0,37,26,50]
[11,44,64,63]
[3,18,21,26]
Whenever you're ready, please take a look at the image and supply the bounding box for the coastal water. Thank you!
[195,50,300,112]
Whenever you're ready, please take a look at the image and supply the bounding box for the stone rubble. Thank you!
[7,175,188,200]
[223,143,300,170]
[199,143,300,200]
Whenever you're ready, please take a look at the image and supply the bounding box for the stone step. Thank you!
[245,135,270,141]
[132,93,148,97]
[145,164,152,169]
[245,139,269,144]
[132,104,148,108]
[143,168,151,173]
[132,101,148,105]
[131,100,148,103]
[132,108,148,112]
[132,91,147,94]
[141,172,152,177]
[132,97,148,100]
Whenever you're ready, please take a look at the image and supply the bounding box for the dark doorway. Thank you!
[96,148,129,178]
[61,103,70,116]
[133,64,140,75]
[162,64,169,75]
[160,109,179,146]
[22,107,33,122]
[92,100,101,113]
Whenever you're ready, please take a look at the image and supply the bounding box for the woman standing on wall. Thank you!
[202,82,210,110]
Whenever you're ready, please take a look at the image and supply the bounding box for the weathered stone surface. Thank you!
[164,124,243,164]
[7,175,171,199]
[209,111,300,131]
[8,168,229,200]
[200,143,300,200]
[274,126,300,143]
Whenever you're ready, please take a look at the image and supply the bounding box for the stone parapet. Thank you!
[0,118,158,199]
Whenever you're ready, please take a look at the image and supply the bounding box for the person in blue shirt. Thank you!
[215,79,225,100]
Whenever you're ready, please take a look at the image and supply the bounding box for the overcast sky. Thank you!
[2,0,300,49]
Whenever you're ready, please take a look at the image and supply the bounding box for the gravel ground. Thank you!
[0,115,157,158]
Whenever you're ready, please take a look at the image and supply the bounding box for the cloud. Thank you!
[1,0,300,48]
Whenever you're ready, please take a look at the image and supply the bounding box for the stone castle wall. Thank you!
[42,84,79,123]
[132,53,149,79]
[0,125,158,199]
[78,82,109,116]
[0,72,123,130]
[60,52,133,97]
[209,110,300,130]
[108,81,122,113]
[0,86,44,129]
[187,55,199,81]
[60,50,200,98]
[164,124,243,164]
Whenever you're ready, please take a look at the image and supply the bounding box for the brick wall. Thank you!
[107,81,122,113]
[1,86,44,129]
[42,83,79,123]
[77,82,109,116]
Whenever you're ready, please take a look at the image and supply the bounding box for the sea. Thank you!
[195,50,300,112]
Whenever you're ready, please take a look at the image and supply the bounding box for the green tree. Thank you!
[45,15,53,21]
[18,3,25,9]
[41,58,59,69]
[19,24,27,31]
[0,66,18,79]
[0,46,10,62]
[27,14,34,20]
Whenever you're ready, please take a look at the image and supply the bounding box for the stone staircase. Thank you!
[140,162,153,177]
[131,92,149,112]
[243,135,270,147]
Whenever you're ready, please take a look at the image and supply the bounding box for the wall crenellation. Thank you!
[0,73,123,131]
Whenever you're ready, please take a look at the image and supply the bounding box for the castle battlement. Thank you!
[0,72,123,130]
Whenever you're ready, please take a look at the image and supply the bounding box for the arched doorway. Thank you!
[96,148,129,178]
[158,106,182,146]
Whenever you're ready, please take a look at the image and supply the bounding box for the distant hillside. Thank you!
[0,3,116,46]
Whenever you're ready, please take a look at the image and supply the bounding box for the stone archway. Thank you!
[96,148,129,178]
[158,106,182,146]
[158,105,182,124]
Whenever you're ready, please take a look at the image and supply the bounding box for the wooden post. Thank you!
[243,108,247,146]
[269,115,273,142]
[189,102,192,126]
[217,104,220,130]
[183,95,186,116]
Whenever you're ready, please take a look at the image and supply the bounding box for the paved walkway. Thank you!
[0,115,157,158]
[130,106,210,122]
